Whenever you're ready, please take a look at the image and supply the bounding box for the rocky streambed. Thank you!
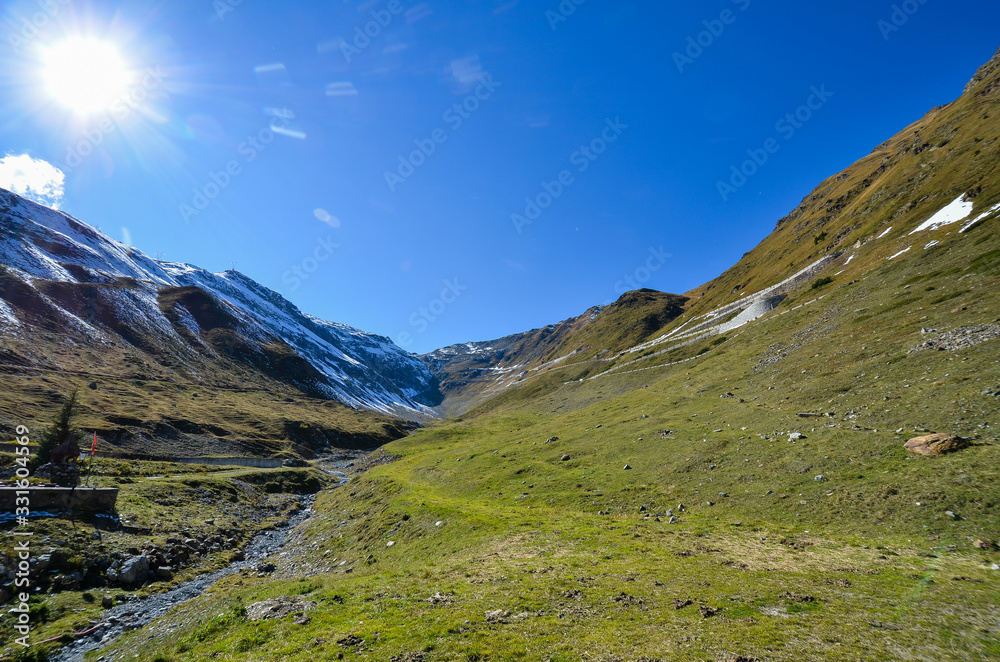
[50,462,353,662]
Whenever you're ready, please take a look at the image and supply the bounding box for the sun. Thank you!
[44,39,129,113]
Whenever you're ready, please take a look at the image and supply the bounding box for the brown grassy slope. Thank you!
[678,45,1000,320]
[425,290,687,415]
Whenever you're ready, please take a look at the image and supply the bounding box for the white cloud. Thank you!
[0,154,65,209]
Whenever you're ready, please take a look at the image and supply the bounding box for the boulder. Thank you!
[247,596,317,622]
[904,433,968,456]
[118,555,149,585]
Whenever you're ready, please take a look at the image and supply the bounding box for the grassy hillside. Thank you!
[679,46,1000,320]
[90,146,1000,661]
[426,290,687,416]
[13,42,1000,662]
[0,272,417,458]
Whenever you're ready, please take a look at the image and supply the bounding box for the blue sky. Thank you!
[1,0,998,353]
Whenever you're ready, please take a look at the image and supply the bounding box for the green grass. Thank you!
[8,46,1000,662]
[85,190,1000,660]
[0,464,326,655]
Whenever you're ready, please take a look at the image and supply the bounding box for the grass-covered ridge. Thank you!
[78,45,1000,662]
[92,207,1000,659]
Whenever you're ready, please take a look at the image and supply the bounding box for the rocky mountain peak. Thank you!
[964,44,1000,95]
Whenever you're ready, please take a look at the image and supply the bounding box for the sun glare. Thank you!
[44,39,129,113]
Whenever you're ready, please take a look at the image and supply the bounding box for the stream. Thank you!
[50,457,355,662]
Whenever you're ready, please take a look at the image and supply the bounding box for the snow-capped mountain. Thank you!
[0,187,440,416]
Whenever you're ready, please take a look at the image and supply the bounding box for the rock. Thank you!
[904,433,968,456]
[945,511,958,519]
[484,609,509,624]
[699,605,718,618]
[337,634,364,647]
[673,598,693,609]
[788,432,806,441]
[101,595,113,609]
[386,541,395,548]
[912,324,1000,352]
[247,596,317,622]
[668,516,677,524]
[623,464,632,470]
[426,592,452,605]
[256,562,276,574]
[560,455,571,462]
[973,539,994,550]
[154,567,174,581]
[814,475,826,482]
[88,381,98,390]
[546,437,559,443]
[118,556,149,585]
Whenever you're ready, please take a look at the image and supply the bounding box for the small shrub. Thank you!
[811,277,833,290]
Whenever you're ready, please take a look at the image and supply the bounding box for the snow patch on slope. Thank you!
[0,298,19,328]
[908,196,973,235]
[0,186,437,417]
[959,201,1000,233]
